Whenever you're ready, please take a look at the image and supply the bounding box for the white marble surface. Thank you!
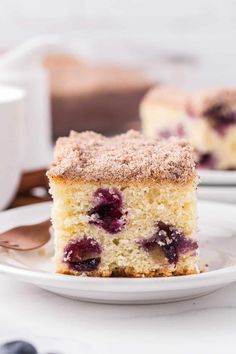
[1,274,236,354]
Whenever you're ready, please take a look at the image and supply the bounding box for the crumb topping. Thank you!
[142,86,189,109]
[142,86,236,117]
[189,88,236,116]
[48,130,196,184]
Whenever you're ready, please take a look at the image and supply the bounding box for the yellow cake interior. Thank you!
[189,120,236,169]
[141,102,187,138]
[50,178,199,277]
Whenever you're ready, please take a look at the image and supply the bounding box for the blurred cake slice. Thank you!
[140,86,236,170]
[44,54,153,139]
[48,130,199,277]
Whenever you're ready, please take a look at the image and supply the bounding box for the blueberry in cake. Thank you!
[48,130,199,277]
[0,340,38,354]
[140,86,236,170]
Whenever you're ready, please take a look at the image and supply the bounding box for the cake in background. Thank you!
[140,86,236,170]
[48,130,199,277]
[44,53,153,140]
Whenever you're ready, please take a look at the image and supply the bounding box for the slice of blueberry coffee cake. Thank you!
[47,130,199,277]
[140,86,236,170]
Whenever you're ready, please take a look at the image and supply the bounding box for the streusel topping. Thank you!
[142,86,236,117]
[48,130,196,184]
[142,86,189,109]
[190,88,236,116]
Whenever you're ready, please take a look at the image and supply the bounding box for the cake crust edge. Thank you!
[56,265,199,277]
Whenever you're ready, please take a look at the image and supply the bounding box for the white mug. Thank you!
[0,37,60,171]
[0,85,25,210]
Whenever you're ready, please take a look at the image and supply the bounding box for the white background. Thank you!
[0,0,236,86]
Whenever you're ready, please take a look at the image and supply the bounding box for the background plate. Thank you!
[198,185,236,204]
[199,169,236,186]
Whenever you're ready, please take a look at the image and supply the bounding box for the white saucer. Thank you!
[199,169,236,186]
[198,185,236,204]
[0,201,236,304]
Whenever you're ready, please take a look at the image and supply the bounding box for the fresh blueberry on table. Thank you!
[0,341,38,354]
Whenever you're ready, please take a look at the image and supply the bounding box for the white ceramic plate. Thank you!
[199,169,236,186]
[198,185,236,204]
[0,201,236,304]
